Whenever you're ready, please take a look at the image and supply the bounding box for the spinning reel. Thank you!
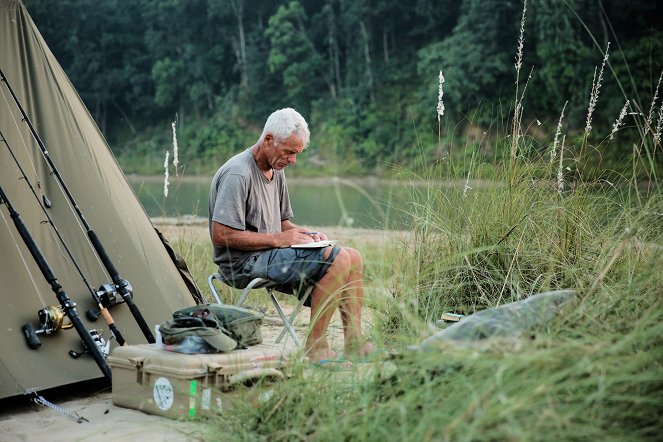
[22,305,74,349]
[69,329,112,359]
[85,280,132,321]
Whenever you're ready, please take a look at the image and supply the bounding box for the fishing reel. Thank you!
[69,329,112,359]
[86,280,131,321]
[22,305,74,349]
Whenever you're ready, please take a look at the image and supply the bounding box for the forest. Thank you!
[24,0,663,176]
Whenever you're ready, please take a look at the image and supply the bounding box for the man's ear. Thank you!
[264,133,274,145]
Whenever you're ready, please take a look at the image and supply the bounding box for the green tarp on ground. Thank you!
[0,0,196,399]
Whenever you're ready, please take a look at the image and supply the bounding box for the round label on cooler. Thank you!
[153,377,174,411]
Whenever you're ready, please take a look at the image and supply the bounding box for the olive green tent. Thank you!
[0,0,199,399]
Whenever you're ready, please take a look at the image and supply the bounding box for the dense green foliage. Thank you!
[24,0,662,175]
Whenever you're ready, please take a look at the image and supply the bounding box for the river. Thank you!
[129,175,410,229]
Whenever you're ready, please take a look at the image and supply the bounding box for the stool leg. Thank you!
[236,278,267,307]
[275,286,312,345]
[208,274,222,304]
[270,291,302,347]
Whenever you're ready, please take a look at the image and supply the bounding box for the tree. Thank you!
[266,1,327,113]
[417,0,522,124]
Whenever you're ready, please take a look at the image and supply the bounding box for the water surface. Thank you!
[129,176,408,229]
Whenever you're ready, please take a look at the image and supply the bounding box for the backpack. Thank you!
[159,304,263,353]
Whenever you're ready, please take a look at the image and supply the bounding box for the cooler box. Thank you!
[108,343,299,419]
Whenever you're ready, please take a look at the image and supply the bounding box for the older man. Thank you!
[209,108,372,364]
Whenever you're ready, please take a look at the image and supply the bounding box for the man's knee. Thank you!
[324,247,351,277]
[323,247,363,281]
[345,247,363,271]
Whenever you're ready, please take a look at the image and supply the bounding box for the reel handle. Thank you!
[69,349,84,359]
[22,323,42,349]
[86,308,101,322]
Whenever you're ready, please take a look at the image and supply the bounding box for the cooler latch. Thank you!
[128,356,146,384]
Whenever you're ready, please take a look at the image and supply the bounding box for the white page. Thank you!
[290,240,337,249]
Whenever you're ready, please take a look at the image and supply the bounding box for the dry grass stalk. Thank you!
[584,42,610,137]
[512,101,523,160]
[646,69,663,132]
[462,155,473,198]
[171,121,179,176]
[511,0,527,161]
[462,171,472,197]
[511,68,533,160]
[609,100,629,141]
[514,0,527,75]
[654,101,663,144]
[557,135,566,194]
[163,150,170,198]
[437,70,445,123]
[550,101,568,164]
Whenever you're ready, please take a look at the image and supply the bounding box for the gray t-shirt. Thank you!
[208,149,293,276]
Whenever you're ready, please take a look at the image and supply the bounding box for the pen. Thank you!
[304,231,319,235]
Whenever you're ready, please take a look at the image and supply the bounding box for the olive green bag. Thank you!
[169,303,264,349]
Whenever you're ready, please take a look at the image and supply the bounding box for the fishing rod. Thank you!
[0,67,155,343]
[0,185,112,381]
[0,127,126,346]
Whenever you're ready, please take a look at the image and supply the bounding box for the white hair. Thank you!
[261,108,310,148]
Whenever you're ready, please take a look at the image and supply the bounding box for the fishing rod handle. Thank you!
[99,308,126,346]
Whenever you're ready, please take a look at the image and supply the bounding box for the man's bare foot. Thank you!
[344,341,376,358]
[305,347,353,367]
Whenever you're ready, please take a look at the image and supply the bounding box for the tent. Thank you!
[0,0,200,399]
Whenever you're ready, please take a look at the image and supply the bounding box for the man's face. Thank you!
[267,133,305,170]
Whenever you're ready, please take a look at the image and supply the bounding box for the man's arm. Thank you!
[281,219,301,232]
[212,221,316,250]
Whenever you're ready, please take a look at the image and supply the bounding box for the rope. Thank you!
[24,388,89,423]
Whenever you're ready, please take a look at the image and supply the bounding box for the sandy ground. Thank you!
[0,222,401,441]
[0,389,213,441]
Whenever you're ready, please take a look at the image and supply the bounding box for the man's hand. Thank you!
[302,231,328,242]
[280,221,328,244]
[213,222,329,250]
[275,227,321,248]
